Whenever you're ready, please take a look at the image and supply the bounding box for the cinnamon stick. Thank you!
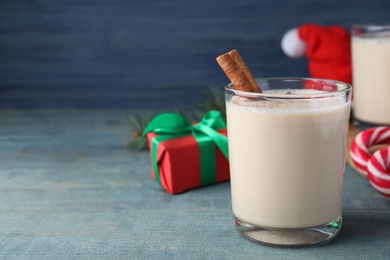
[216,49,262,93]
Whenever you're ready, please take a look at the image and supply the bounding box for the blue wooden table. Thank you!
[1,109,389,259]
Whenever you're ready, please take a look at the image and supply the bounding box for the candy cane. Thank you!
[367,146,390,198]
[350,127,390,177]
[350,127,390,198]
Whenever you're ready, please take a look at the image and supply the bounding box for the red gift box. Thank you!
[143,111,230,194]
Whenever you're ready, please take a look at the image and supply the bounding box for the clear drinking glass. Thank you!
[225,78,352,246]
[352,24,390,126]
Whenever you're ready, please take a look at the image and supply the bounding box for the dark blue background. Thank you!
[0,0,389,109]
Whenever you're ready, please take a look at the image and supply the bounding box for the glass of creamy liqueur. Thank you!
[225,78,352,246]
[352,24,390,126]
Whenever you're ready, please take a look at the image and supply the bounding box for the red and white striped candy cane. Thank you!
[350,127,390,177]
[367,146,390,198]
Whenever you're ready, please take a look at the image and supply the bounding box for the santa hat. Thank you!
[281,23,352,85]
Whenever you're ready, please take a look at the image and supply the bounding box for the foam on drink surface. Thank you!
[353,31,390,41]
[228,89,348,114]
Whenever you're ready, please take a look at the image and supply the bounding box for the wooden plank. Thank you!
[0,1,389,108]
[0,109,390,258]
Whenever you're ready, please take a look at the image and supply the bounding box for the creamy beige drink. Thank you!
[352,27,390,124]
[226,89,350,229]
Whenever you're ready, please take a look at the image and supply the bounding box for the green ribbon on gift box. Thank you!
[142,110,229,186]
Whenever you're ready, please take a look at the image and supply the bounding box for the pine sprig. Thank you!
[188,86,226,122]
[126,86,226,151]
[125,114,152,150]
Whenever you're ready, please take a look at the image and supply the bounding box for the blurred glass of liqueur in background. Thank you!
[352,24,390,126]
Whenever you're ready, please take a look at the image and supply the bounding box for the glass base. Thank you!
[234,215,342,247]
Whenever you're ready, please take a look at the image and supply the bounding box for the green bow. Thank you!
[142,110,229,186]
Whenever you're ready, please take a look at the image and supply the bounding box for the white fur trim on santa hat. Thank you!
[281,28,307,59]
